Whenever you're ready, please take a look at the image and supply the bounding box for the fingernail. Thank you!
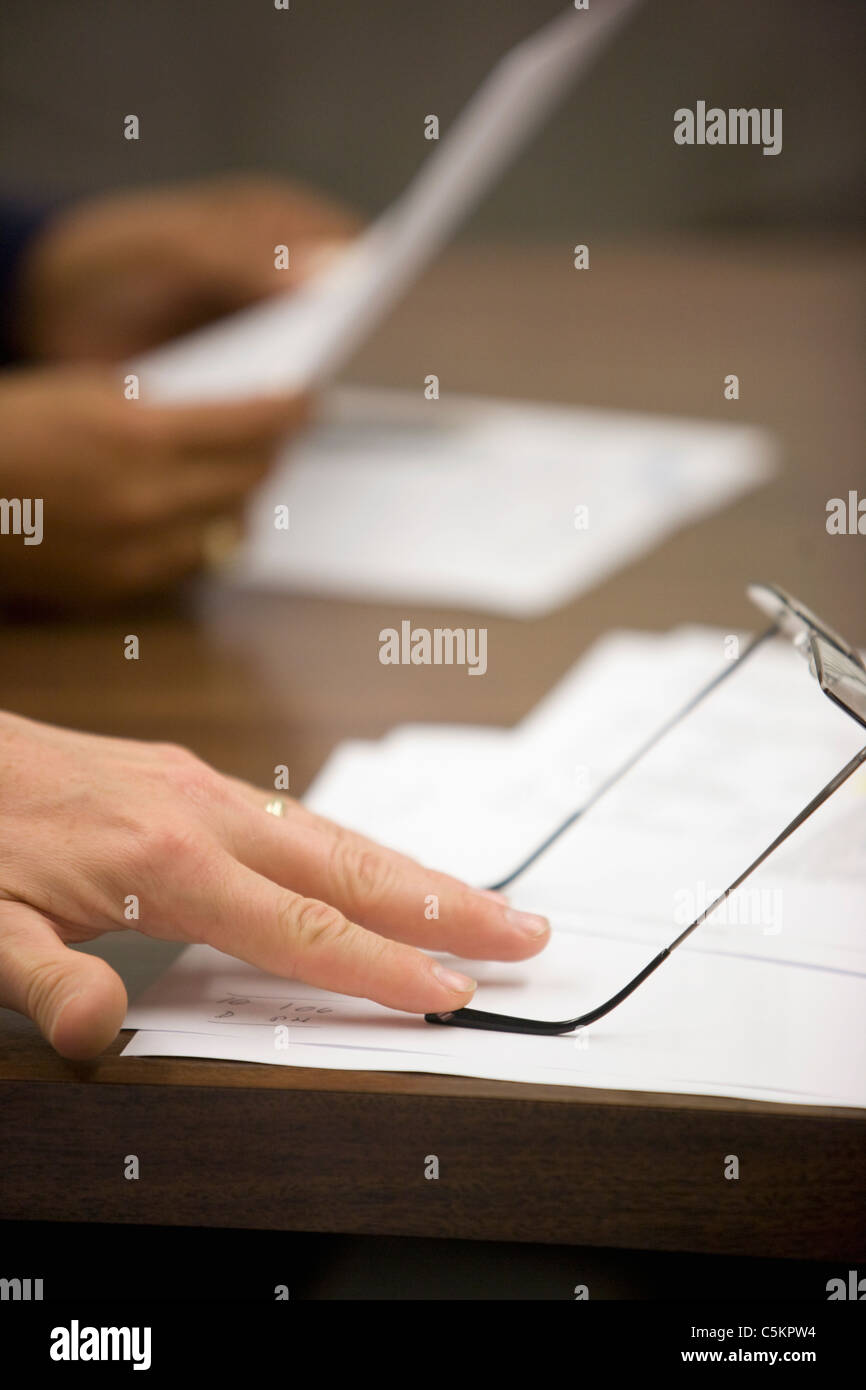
[505,908,550,939]
[433,964,477,994]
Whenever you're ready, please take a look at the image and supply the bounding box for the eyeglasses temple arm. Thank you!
[489,623,779,891]
[426,948,672,1035]
[667,740,866,954]
[429,741,866,1036]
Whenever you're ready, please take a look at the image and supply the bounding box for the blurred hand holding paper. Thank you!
[124,627,866,1107]
[130,0,772,620]
[132,1,643,403]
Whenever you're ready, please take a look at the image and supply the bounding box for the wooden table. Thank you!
[1,240,864,1262]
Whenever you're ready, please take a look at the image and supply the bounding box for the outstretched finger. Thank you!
[198,856,480,1015]
[225,793,550,961]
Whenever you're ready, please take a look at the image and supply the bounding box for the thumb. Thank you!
[0,901,127,1059]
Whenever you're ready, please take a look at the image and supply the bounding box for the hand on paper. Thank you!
[0,713,550,1058]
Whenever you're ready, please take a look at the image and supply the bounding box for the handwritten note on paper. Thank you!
[208,996,336,1026]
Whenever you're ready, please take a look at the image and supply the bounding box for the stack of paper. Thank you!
[124,625,866,1107]
[223,386,774,617]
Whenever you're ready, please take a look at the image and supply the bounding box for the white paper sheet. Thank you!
[133,0,642,403]
[124,928,864,1107]
[123,626,866,1106]
[223,386,774,616]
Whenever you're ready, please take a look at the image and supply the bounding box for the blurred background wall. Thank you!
[0,0,862,238]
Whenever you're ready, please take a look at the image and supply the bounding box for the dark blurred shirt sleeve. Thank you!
[0,200,53,364]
